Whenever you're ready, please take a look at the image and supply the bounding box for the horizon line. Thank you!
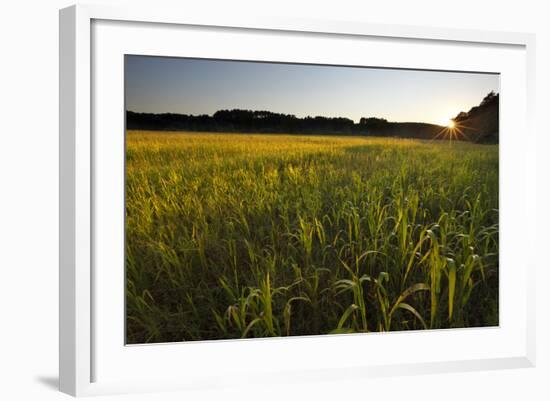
[126,108,451,127]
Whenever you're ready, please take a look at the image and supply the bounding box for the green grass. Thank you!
[125,131,499,343]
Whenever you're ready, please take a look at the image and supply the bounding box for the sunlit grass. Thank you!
[125,130,499,343]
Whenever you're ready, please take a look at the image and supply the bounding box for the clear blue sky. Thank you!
[125,55,499,126]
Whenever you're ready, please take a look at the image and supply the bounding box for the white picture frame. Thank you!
[59,4,536,397]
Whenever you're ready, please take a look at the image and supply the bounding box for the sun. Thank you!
[432,118,471,142]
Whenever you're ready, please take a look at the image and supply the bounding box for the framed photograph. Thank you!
[59,4,536,396]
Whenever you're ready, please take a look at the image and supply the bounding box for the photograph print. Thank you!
[125,56,499,344]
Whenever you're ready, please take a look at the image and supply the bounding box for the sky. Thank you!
[125,55,499,126]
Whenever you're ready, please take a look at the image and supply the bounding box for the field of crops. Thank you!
[125,130,499,344]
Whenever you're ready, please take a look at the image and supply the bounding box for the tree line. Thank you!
[126,92,499,143]
[452,91,499,143]
[127,109,443,139]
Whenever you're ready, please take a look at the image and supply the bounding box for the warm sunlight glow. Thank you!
[448,120,456,129]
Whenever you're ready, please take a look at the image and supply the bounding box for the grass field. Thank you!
[125,130,499,344]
